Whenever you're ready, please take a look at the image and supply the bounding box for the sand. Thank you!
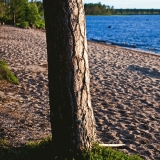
[0,26,51,146]
[0,25,160,160]
[88,41,160,160]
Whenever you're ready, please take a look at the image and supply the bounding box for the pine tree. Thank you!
[43,0,96,158]
[10,0,28,24]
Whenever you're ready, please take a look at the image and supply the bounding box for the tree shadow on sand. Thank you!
[128,65,160,79]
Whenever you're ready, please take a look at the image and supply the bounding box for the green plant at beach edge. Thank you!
[0,59,19,84]
[0,137,142,160]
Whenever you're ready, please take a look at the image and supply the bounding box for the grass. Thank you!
[83,143,142,160]
[0,59,19,84]
[0,137,142,160]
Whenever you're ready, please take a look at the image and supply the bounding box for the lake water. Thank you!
[86,15,160,54]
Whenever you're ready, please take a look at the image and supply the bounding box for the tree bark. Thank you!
[13,11,15,25]
[43,0,96,158]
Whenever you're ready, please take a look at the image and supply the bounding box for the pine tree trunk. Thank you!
[13,11,15,25]
[43,0,96,157]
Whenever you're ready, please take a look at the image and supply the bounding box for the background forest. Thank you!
[0,1,160,28]
[84,3,160,15]
[0,0,44,28]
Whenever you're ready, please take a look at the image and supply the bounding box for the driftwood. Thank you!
[99,144,126,148]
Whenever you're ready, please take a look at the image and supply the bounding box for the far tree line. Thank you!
[0,0,44,28]
[84,3,160,15]
[1,1,160,28]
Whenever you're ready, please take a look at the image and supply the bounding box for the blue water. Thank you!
[86,15,160,54]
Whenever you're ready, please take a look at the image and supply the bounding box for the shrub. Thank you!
[83,143,142,160]
[15,23,21,27]
[20,21,29,28]
[0,59,19,84]
[34,19,45,29]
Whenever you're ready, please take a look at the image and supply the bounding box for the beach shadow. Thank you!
[128,65,160,78]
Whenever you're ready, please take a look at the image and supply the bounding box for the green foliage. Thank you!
[0,2,6,18]
[84,3,114,15]
[0,137,142,160]
[0,139,8,148]
[36,1,44,16]
[114,9,160,15]
[0,0,44,28]
[15,22,21,27]
[0,59,19,84]
[0,137,54,160]
[20,21,29,28]
[16,21,29,28]
[27,2,41,25]
[84,3,160,15]
[83,143,142,160]
[34,19,45,29]
[0,1,11,23]
[2,15,12,24]
[10,0,28,23]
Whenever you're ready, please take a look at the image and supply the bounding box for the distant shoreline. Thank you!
[84,3,160,15]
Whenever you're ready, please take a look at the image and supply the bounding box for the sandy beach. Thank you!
[0,26,160,160]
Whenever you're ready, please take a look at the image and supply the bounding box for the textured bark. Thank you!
[43,0,96,156]
[13,11,16,25]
